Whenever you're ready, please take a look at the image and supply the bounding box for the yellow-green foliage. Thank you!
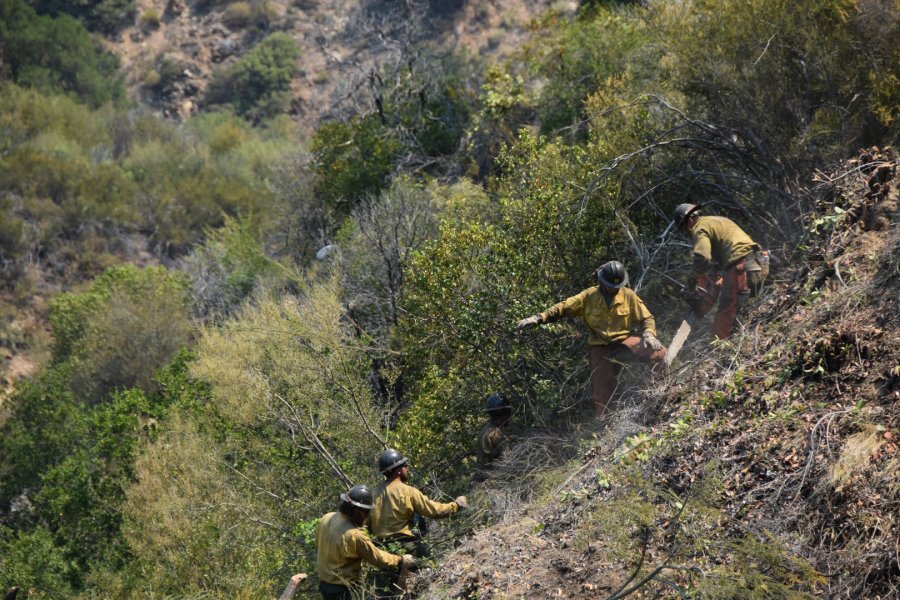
[654,0,882,161]
[395,366,482,479]
[827,424,886,491]
[399,133,635,454]
[522,5,650,135]
[224,1,252,27]
[140,8,160,29]
[0,83,293,283]
[192,277,387,489]
[49,265,191,401]
[123,411,285,597]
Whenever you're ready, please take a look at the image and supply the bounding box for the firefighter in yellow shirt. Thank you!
[673,204,769,339]
[315,484,413,600]
[516,261,666,417]
[369,449,467,597]
[369,449,467,557]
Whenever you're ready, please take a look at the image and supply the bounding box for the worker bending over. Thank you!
[517,260,666,417]
[673,203,769,339]
[316,485,413,600]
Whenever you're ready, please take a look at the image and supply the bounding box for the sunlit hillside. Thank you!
[0,0,897,598]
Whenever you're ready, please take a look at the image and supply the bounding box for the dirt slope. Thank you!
[421,149,899,599]
[109,0,569,126]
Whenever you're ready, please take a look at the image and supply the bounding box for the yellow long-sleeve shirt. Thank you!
[316,511,401,586]
[689,215,759,277]
[538,286,656,346]
[369,478,459,540]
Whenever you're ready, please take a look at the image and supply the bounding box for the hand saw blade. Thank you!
[665,312,698,366]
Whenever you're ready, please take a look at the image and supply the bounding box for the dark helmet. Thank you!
[596,261,629,289]
[378,448,408,475]
[673,203,701,227]
[340,484,374,510]
[485,392,511,413]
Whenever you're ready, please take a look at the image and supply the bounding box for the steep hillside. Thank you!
[422,149,899,599]
[110,0,564,124]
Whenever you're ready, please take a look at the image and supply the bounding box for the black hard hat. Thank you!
[673,203,701,227]
[340,484,374,509]
[485,392,511,413]
[596,261,629,288]
[378,448,408,474]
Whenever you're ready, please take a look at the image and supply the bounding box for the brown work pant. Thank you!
[713,262,747,340]
[589,337,667,417]
[713,259,767,339]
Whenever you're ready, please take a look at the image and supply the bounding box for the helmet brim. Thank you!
[597,270,629,289]
[340,493,373,510]
[674,203,703,227]
[379,458,408,474]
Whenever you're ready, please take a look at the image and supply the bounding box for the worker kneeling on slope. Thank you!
[316,484,414,600]
[474,392,512,481]
[516,260,667,418]
[673,203,769,340]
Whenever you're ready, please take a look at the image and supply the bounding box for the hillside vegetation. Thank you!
[0,0,898,598]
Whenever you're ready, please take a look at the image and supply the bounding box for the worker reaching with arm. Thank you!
[369,449,467,557]
[315,485,413,600]
[516,260,666,418]
[672,204,769,340]
[369,449,467,597]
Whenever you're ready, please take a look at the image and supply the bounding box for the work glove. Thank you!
[516,315,541,330]
[400,555,417,573]
[397,554,417,589]
[454,496,469,509]
[641,331,664,352]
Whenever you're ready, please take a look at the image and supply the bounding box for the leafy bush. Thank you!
[206,32,300,119]
[30,0,135,33]
[0,525,77,597]
[139,7,160,29]
[0,0,125,107]
[311,115,402,209]
[180,215,285,321]
[522,5,650,137]
[49,264,191,401]
[224,0,252,27]
[655,0,890,175]
[0,356,190,594]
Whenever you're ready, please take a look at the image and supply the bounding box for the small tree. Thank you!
[206,32,299,119]
[50,265,191,402]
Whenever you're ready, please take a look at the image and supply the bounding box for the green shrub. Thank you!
[224,0,251,27]
[30,0,135,33]
[0,0,125,106]
[50,264,191,401]
[523,6,649,137]
[250,0,279,28]
[310,115,401,208]
[0,526,76,596]
[142,67,161,87]
[656,0,887,173]
[140,7,161,29]
[206,32,300,118]
[180,215,284,321]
